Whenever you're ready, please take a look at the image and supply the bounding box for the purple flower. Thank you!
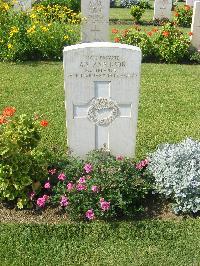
[136,159,149,170]
[85,209,95,220]
[66,182,74,191]
[91,185,99,193]
[76,183,87,191]
[100,200,110,211]
[78,177,86,183]
[58,173,66,181]
[44,181,51,189]
[60,196,69,207]
[84,163,93,174]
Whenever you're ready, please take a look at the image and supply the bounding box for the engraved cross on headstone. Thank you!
[73,81,132,149]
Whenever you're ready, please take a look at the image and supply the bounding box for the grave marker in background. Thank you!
[154,0,172,20]
[14,0,32,11]
[81,0,110,42]
[63,43,142,158]
[191,1,200,50]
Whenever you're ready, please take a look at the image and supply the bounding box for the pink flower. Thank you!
[58,173,66,181]
[116,155,124,161]
[28,191,35,200]
[42,194,49,201]
[44,181,51,189]
[76,183,87,191]
[100,200,110,211]
[66,182,74,191]
[36,194,49,207]
[91,185,99,193]
[60,196,69,207]
[85,209,95,220]
[48,168,56,175]
[136,159,149,170]
[78,177,86,183]
[84,163,93,174]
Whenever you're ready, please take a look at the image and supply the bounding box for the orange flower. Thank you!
[147,31,153,36]
[114,37,120,43]
[0,115,7,125]
[2,106,16,117]
[188,31,193,36]
[122,29,129,37]
[112,28,119,34]
[184,5,190,11]
[152,27,158,33]
[174,12,179,17]
[162,31,170,37]
[40,120,48,127]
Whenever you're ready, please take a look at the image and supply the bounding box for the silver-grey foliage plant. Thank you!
[147,138,200,214]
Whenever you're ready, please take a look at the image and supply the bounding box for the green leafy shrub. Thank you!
[174,5,193,27]
[0,1,80,61]
[0,107,49,208]
[147,138,200,215]
[130,5,145,23]
[35,150,152,220]
[114,23,191,63]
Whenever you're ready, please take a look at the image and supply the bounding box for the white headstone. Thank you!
[81,0,110,43]
[186,0,194,6]
[63,42,142,158]
[191,1,200,51]
[154,0,172,20]
[14,0,32,11]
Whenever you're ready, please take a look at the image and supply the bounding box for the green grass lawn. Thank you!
[0,7,200,266]
[1,220,200,265]
[0,62,199,159]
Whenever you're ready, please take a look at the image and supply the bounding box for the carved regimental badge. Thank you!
[87,98,120,126]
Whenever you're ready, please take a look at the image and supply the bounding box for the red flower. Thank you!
[114,37,120,43]
[147,31,153,36]
[112,28,119,34]
[188,31,193,36]
[162,31,170,37]
[3,106,16,117]
[184,5,190,11]
[0,115,7,125]
[40,120,48,127]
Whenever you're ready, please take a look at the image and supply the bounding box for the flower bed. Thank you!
[0,0,80,61]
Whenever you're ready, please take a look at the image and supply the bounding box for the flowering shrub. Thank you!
[34,150,152,220]
[130,6,145,23]
[35,0,81,12]
[147,138,200,215]
[0,107,49,208]
[0,0,80,61]
[114,23,191,63]
[174,5,193,27]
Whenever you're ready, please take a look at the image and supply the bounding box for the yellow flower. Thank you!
[41,26,49,32]
[30,13,37,19]
[27,25,36,34]
[7,43,13,49]
[64,35,69,40]
[3,3,9,11]
[9,26,19,37]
